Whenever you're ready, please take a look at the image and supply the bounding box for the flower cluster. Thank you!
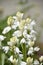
[0,12,43,65]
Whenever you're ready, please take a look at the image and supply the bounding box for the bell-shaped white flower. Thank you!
[26,57,33,64]
[14,47,21,54]
[8,55,13,62]
[0,35,6,41]
[34,59,39,65]
[23,30,27,38]
[10,36,19,44]
[28,34,36,41]
[2,46,9,53]
[7,41,13,46]
[20,61,27,65]
[28,47,34,55]
[30,20,36,26]
[19,20,26,30]
[28,50,33,55]
[39,56,43,62]
[19,54,23,59]
[30,30,37,35]
[12,20,19,29]
[2,26,11,34]
[7,16,14,25]
[24,25,28,30]
[16,12,24,19]
[34,47,40,52]
[26,34,31,40]
[13,16,17,20]
[8,56,18,64]
[28,40,34,47]
[12,30,22,37]
[20,38,26,44]
[30,20,36,30]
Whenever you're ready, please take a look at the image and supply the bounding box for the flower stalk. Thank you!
[22,43,27,61]
[0,12,43,65]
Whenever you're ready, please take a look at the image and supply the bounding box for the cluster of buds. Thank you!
[0,12,43,65]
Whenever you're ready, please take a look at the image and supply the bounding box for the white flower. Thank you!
[2,26,11,34]
[12,30,22,37]
[30,20,36,30]
[29,47,34,51]
[26,34,31,40]
[19,54,23,59]
[13,20,19,26]
[11,25,17,30]
[26,18,31,24]
[20,38,26,44]
[11,21,19,30]
[10,36,19,44]
[24,25,28,30]
[34,59,39,65]
[8,55,13,62]
[28,47,34,55]
[7,41,13,46]
[28,50,33,55]
[14,47,21,54]
[7,16,14,25]
[28,34,36,41]
[30,30,37,35]
[2,46,9,53]
[19,20,26,30]
[23,30,27,38]
[13,16,17,20]
[34,47,40,52]
[16,12,24,19]
[25,33,36,41]
[8,56,17,64]
[28,40,34,47]
[26,57,33,64]
[30,20,36,26]
[0,35,6,41]
[20,61,26,65]
[39,56,43,62]
[32,35,36,41]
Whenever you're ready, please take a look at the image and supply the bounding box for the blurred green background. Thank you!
[0,1,43,64]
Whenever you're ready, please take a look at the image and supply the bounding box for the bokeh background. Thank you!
[0,0,43,51]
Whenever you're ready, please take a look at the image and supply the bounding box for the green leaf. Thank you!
[1,53,5,65]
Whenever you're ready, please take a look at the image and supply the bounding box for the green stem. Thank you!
[22,43,27,61]
[18,54,21,65]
